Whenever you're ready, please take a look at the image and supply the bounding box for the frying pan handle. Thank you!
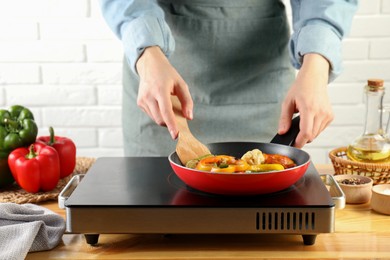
[270,115,300,147]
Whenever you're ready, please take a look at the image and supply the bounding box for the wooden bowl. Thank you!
[333,174,373,204]
[371,184,390,215]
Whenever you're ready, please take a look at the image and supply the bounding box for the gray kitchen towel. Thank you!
[0,203,65,260]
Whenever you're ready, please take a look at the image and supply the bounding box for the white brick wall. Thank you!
[0,0,389,164]
[0,0,124,157]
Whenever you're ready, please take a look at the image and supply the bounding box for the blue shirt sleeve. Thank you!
[99,0,175,74]
[289,0,358,82]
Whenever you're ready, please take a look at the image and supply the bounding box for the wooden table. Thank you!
[26,165,390,259]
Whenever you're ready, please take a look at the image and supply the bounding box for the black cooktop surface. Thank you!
[65,157,334,208]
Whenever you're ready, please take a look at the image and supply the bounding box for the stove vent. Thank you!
[256,211,316,232]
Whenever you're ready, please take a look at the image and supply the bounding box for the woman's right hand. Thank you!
[136,46,193,139]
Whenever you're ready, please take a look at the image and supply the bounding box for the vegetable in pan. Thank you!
[186,149,296,173]
[194,155,249,173]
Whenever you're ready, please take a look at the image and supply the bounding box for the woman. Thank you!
[100,0,358,156]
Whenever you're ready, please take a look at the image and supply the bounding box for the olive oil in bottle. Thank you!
[347,79,390,163]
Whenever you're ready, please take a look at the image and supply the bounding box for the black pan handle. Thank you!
[270,115,300,147]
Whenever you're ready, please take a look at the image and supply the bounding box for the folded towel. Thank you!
[0,203,65,260]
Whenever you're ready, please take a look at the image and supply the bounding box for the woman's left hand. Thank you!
[278,53,334,148]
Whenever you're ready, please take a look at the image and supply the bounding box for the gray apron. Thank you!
[122,0,295,156]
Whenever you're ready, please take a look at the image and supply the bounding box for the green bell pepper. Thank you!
[0,105,38,188]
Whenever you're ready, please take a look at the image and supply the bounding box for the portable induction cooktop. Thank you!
[60,157,344,246]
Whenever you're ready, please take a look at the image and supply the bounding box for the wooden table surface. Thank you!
[26,165,390,259]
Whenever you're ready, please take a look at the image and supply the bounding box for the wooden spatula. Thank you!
[171,96,211,165]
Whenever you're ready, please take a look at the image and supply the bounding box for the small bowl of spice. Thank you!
[371,184,390,215]
[334,174,373,204]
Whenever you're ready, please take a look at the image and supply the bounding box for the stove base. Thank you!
[66,207,333,246]
[302,234,317,245]
[85,234,99,245]
[82,233,317,246]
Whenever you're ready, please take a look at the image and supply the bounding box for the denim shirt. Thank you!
[100,0,358,82]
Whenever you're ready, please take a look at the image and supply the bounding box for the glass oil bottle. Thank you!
[347,79,390,163]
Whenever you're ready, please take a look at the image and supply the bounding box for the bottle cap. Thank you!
[367,79,384,91]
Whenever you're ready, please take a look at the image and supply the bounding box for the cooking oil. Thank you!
[347,136,390,163]
[347,79,390,163]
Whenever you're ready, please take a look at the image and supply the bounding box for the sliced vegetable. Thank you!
[263,154,296,168]
[233,159,249,172]
[211,165,236,173]
[247,164,284,172]
[241,149,265,165]
[187,149,296,174]
[195,155,236,172]
[185,154,213,169]
[195,155,249,173]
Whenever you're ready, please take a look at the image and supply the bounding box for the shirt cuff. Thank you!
[121,15,175,75]
[289,24,342,83]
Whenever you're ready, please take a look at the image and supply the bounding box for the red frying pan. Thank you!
[168,116,311,196]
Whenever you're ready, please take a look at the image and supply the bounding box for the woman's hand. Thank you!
[278,53,334,148]
[136,46,193,139]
